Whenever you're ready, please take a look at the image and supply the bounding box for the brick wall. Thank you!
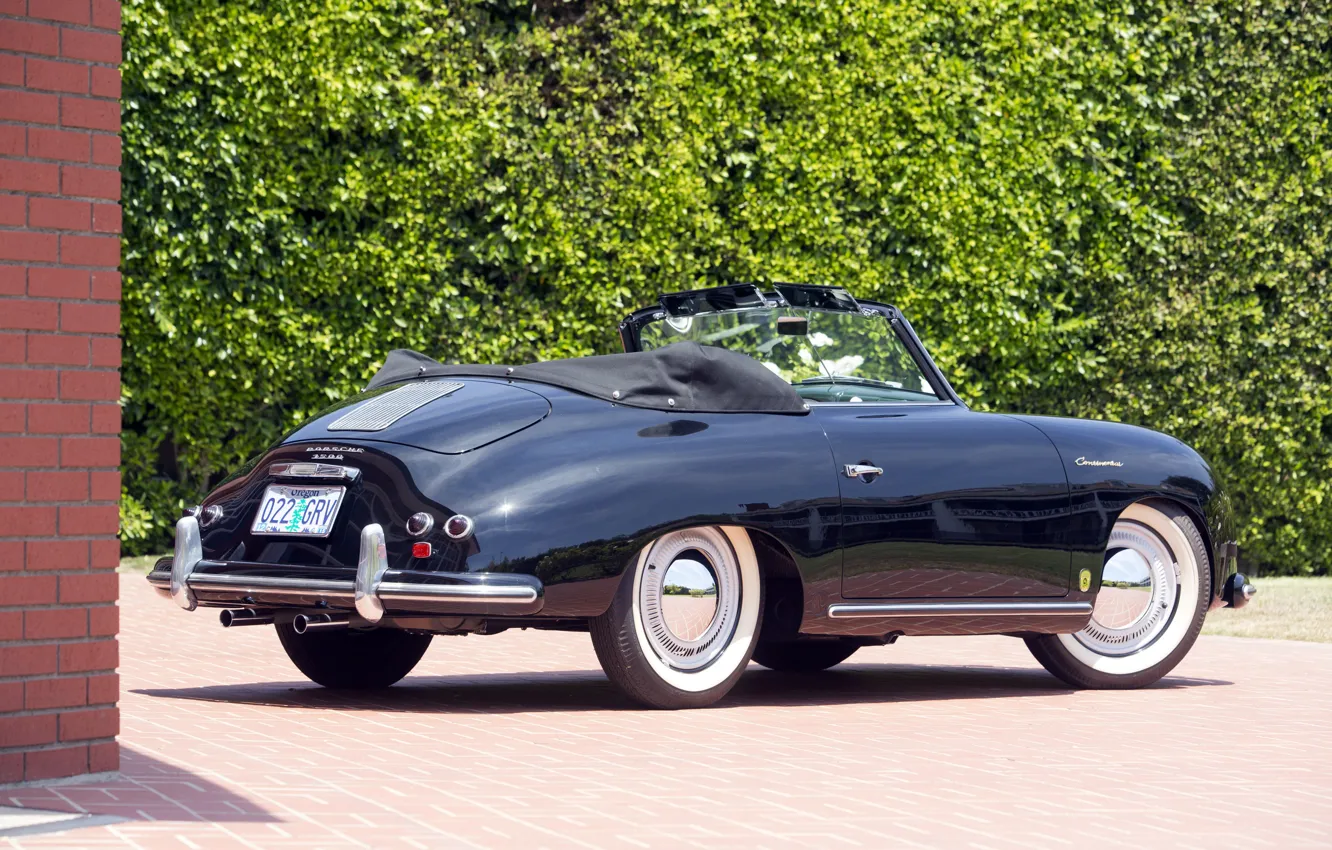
[0,0,122,785]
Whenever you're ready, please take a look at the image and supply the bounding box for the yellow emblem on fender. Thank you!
[1079,569,1092,592]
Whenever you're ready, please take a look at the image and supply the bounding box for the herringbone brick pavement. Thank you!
[3,575,1330,848]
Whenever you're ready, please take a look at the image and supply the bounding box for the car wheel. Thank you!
[1026,501,1210,689]
[590,526,763,709]
[751,639,859,672]
[276,623,432,689]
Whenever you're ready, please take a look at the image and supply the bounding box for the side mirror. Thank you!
[777,316,808,336]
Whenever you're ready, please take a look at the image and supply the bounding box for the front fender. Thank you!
[1010,414,1235,605]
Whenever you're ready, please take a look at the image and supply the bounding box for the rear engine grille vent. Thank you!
[328,382,464,432]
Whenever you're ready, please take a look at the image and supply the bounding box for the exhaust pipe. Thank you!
[292,612,350,634]
[219,608,275,628]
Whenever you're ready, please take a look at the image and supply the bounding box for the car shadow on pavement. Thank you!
[1,745,275,825]
[133,661,1232,714]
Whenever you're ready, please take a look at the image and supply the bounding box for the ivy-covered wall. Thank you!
[121,0,1330,574]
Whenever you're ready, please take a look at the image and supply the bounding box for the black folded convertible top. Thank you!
[365,342,809,415]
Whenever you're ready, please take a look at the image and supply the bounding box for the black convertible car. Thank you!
[149,283,1255,708]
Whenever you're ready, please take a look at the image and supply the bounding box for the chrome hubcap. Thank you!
[660,559,719,641]
[1077,522,1179,656]
[1094,548,1155,628]
[638,528,740,671]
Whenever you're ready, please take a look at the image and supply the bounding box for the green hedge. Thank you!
[121,0,1331,574]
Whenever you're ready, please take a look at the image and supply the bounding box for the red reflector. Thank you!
[412,542,432,559]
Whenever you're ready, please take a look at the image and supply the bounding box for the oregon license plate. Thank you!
[250,485,345,536]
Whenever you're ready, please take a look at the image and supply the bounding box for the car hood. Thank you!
[281,378,551,455]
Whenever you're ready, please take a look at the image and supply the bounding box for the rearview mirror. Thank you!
[777,316,808,336]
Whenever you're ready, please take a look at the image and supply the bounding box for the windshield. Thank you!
[639,307,940,403]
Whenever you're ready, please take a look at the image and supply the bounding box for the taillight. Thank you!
[444,514,473,541]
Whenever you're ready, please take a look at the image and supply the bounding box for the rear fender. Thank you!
[429,387,841,617]
[196,385,843,619]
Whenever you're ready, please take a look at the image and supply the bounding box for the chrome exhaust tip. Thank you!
[292,612,350,635]
[219,608,275,628]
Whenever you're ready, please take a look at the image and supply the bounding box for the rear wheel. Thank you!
[752,639,859,672]
[591,526,763,709]
[1026,502,1210,689]
[276,623,432,689]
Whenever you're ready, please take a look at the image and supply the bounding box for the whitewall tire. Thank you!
[591,526,762,708]
[1026,501,1211,689]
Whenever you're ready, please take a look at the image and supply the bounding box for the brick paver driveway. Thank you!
[5,575,1331,849]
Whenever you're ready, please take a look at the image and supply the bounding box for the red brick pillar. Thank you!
[0,0,122,785]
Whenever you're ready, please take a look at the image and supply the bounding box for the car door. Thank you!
[812,403,1073,598]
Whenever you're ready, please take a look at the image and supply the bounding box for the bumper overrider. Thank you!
[147,517,544,621]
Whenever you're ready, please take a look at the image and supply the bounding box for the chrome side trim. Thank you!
[354,523,388,623]
[827,601,1093,619]
[268,462,361,481]
[170,517,203,611]
[812,401,957,408]
[328,381,464,431]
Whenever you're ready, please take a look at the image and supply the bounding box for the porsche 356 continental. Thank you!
[148,284,1254,708]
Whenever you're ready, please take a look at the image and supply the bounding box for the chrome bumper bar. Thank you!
[355,523,389,622]
[171,515,203,611]
[158,518,542,616]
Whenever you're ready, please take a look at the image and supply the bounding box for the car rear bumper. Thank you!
[1221,572,1257,609]
[148,517,544,617]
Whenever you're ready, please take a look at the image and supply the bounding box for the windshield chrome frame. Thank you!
[619,286,967,409]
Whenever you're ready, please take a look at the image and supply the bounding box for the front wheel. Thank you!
[591,526,763,709]
[1026,501,1210,689]
[276,623,432,689]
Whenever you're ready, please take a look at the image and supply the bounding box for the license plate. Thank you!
[250,485,345,536]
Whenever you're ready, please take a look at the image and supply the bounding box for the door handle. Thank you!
[843,463,883,482]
